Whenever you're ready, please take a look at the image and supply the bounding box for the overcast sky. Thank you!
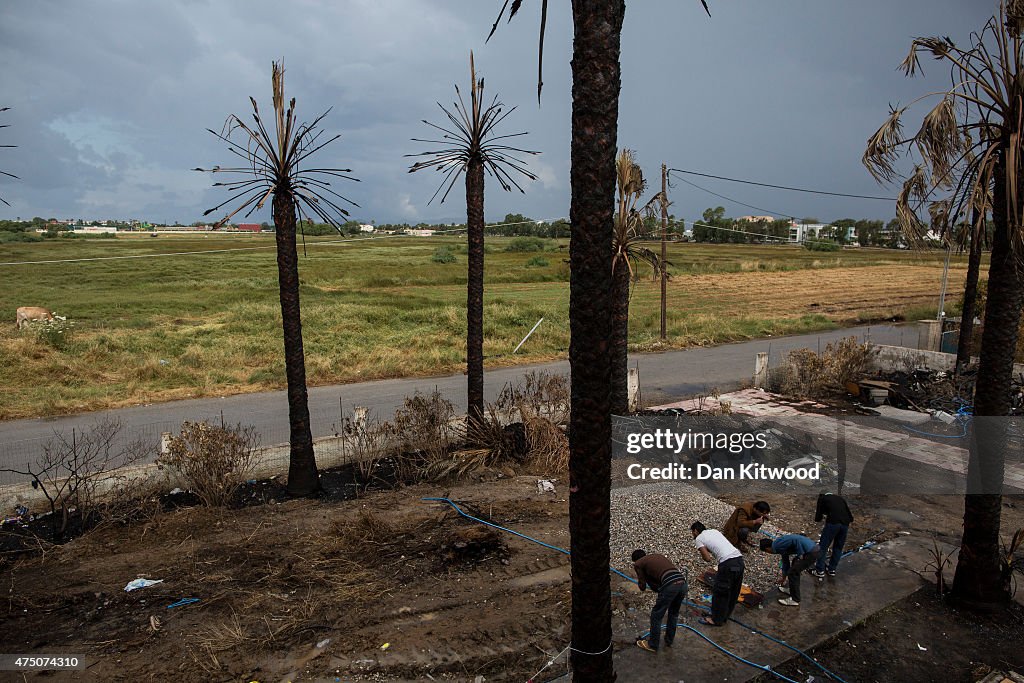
[0,1,996,227]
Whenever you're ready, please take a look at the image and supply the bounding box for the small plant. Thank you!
[338,410,397,493]
[392,390,459,481]
[27,313,74,350]
[1001,528,1024,597]
[431,245,457,263]
[525,255,549,267]
[494,371,570,425]
[925,538,953,597]
[158,420,260,507]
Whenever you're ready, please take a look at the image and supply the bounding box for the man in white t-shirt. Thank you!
[691,521,745,626]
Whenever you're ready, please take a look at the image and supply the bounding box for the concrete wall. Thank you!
[870,344,1024,375]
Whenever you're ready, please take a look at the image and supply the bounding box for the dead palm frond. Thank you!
[407,51,538,202]
[862,1,1024,257]
[488,0,711,103]
[0,107,18,207]
[614,149,667,279]
[195,62,359,229]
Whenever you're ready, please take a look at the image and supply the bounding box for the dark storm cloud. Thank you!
[0,1,1000,225]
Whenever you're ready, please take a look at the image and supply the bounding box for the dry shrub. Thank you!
[392,390,460,480]
[495,371,570,424]
[0,417,150,540]
[158,421,260,506]
[338,411,397,491]
[522,409,568,474]
[331,508,442,562]
[772,337,877,399]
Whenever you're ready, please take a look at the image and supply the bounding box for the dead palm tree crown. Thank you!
[0,107,18,207]
[407,52,537,425]
[863,0,1024,604]
[196,62,359,498]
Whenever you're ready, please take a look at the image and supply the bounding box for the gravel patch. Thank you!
[609,482,789,594]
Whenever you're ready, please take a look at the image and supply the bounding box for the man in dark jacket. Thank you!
[813,492,854,577]
[632,549,688,653]
[722,500,771,551]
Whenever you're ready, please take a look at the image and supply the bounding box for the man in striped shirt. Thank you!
[632,549,688,653]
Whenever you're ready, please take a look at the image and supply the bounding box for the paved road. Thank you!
[0,323,921,477]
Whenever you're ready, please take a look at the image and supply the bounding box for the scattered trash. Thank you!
[380,642,390,651]
[917,643,927,651]
[166,598,200,609]
[159,359,169,366]
[169,488,184,495]
[537,479,556,494]
[124,578,163,592]
[149,615,161,632]
[317,638,331,649]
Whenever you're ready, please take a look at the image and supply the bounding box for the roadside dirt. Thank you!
[2,474,1023,682]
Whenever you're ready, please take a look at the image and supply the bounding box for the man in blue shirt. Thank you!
[759,534,820,606]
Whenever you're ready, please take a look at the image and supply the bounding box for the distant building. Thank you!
[360,224,375,233]
[77,225,118,234]
[789,223,828,243]
[235,223,262,232]
[737,215,776,223]
[406,228,435,237]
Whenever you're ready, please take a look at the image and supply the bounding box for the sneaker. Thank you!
[778,597,800,607]
[636,638,657,653]
[778,585,790,594]
[827,569,837,577]
[812,569,826,578]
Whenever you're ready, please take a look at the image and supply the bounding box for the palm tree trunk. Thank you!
[273,190,320,497]
[951,150,1020,604]
[568,1,623,679]
[610,258,631,415]
[955,208,983,375]
[466,158,486,427]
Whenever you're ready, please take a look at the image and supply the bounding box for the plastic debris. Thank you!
[124,578,163,592]
[167,597,200,609]
[317,638,330,649]
[149,616,161,632]
[917,643,927,651]
[169,488,184,495]
[380,642,390,651]
[537,479,556,494]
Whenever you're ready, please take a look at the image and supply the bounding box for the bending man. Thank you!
[691,521,745,626]
[632,549,688,653]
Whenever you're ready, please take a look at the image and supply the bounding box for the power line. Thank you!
[668,168,896,201]
[669,172,794,220]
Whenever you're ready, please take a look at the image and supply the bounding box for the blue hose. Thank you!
[641,623,800,683]
[424,497,848,683]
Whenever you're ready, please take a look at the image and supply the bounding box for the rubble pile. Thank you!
[609,482,790,594]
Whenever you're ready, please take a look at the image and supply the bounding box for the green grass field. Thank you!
[0,233,966,419]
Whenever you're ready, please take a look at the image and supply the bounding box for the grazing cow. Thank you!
[16,306,55,330]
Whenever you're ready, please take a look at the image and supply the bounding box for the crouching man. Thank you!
[632,549,688,653]
[691,521,745,626]
[760,534,820,606]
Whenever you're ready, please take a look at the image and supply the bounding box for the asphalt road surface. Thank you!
[0,323,921,479]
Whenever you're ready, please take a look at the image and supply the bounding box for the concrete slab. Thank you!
[612,538,925,682]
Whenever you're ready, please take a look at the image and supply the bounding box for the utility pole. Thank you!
[660,163,668,341]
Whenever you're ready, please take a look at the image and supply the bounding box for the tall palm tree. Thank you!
[956,201,988,374]
[492,1,709,678]
[611,149,664,415]
[408,52,537,427]
[197,62,359,497]
[864,0,1023,604]
[0,107,17,207]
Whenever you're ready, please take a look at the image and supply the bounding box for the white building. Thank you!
[360,224,375,233]
[788,223,828,243]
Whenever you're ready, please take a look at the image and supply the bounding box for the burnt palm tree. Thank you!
[492,1,709,678]
[864,0,1023,604]
[0,107,17,206]
[407,52,537,427]
[611,149,664,415]
[196,62,359,497]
